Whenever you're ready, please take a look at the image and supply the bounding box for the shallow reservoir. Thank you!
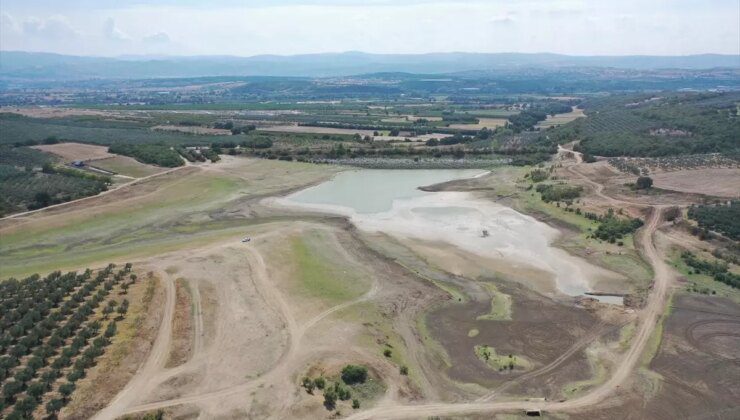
[280,169,621,303]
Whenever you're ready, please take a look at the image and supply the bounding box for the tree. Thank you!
[352,399,361,409]
[3,380,23,401]
[323,389,337,410]
[301,377,315,394]
[117,301,128,318]
[636,176,653,190]
[105,322,117,338]
[399,365,409,376]
[341,365,368,385]
[34,191,52,207]
[26,381,46,399]
[337,386,351,401]
[46,398,64,417]
[383,348,392,358]
[59,382,75,400]
[313,377,326,390]
[13,397,38,417]
[142,410,165,420]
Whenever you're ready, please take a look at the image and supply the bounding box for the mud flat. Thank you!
[274,169,620,298]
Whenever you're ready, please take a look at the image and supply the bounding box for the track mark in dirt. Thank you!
[92,270,176,420]
[111,229,382,418]
[685,319,740,362]
[344,167,674,419]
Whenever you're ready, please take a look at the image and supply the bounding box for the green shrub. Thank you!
[341,365,368,385]
[535,183,582,203]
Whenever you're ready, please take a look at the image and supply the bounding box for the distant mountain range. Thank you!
[1,51,738,80]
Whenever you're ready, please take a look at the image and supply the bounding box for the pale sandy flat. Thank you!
[33,142,114,162]
[536,107,585,128]
[449,117,508,130]
[259,124,450,141]
[151,125,232,135]
[259,124,377,136]
[381,115,443,123]
[651,168,740,198]
[91,155,166,178]
[0,107,113,119]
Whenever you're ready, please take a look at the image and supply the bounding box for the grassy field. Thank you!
[476,282,512,321]
[0,158,336,279]
[475,166,653,291]
[473,345,533,371]
[535,107,584,129]
[561,345,608,398]
[91,156,165,178]
[668,248,740,303]
[290,231,370,304]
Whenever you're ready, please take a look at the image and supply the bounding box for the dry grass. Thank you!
[536,107,585,129]
[449,118,508,130]
[650,168,740,198]
[0,107,113,119]
[165,278,194,368]
[32,142,114,162]
[151,125,232,136]
[62,273,165,419]
[91,155,165,178]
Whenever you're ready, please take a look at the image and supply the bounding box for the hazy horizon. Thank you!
[2,50,738,60]
[1,0,738,57]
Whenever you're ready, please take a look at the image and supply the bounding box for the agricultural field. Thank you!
[536,107,585,128]
[90,156,165,179]
[0,52,738,420]
[32,143,113,162]
[568,92,740,157]
[0,263,137,419]
[448,118,508,130]
[0,146,111,216]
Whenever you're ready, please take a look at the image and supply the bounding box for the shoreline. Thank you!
[268,168,624,300]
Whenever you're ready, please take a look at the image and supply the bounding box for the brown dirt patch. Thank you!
[33,142,114,162]
[426,281,609,395]
[449,118,508,130]
[650,168,740,198]
[91,156,165,178]
[62,272,165,419]
[0,107,113,119]
[151,125,232,136]
[571,294,740,419]
[165,278,194,368]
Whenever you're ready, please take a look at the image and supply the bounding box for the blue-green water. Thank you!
[289,169,484,214]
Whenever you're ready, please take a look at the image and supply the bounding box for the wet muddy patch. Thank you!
[425,281,600,392]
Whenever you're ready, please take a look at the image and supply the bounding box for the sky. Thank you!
[1,0,738,57]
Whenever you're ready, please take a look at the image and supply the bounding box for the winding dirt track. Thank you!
[92,270,177,420]
[343,203,671,419]
[101,230,380,418]
[0,165,188,222]
[476,319,625,402]
[97,151,675,419]
[343,152,674,419]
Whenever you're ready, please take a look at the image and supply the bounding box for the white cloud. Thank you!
[142,32,171,45]
[0,1,737,56]
[103,17,131,41]
[22,15,80,39]
[488,15,515,25]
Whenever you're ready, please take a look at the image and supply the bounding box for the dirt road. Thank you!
[96,153,675,419]
[344,151,674,419]
[100,228,381,419]
[0,165,188,222]
[92,270,177,420]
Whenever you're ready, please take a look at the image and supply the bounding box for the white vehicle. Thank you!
[241,237,251,243]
